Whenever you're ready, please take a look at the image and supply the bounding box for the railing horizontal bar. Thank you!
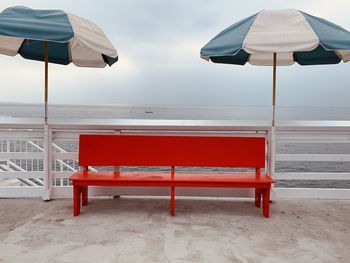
[119,130,267,135]
[276,154,350,162]
[276,120,350,131]
[1,118,350,130]
[276,140,350,144]
[52,152,78,160]
[277,132,350,141]
[0,152,44,159]
[0,186,42,198]
[52,130,268,140]
[0,171,44,179]
[53,172,75,179]
[50,119,272,131]
[275,188,350,199]
[53,131,115,140]
[0,131,43,139]
[275,172,350,180]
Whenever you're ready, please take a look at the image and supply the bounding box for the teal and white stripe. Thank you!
[201,9,350,66]
[0,6,118,67]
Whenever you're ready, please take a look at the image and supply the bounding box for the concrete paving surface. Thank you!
[0,197,349,263]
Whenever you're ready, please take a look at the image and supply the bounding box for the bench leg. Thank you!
[262,188,271,218]
[73,185,81,216]
[255,189,262,208]
[170,187,175,216]
[82,186,88,206]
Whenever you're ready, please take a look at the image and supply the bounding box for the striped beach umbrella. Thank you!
[200,9,350,126]
[0,6,118,123]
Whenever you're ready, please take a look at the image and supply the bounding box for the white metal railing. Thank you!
[0,117,349,200]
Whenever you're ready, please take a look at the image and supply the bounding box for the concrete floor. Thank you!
[0,197,349,263]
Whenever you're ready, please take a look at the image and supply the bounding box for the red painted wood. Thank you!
[171,166,175,216]
[71,171,274,185]
[71,172,274,193]
[71,135,274,217]
[262,189,271,218]
[82,186,88,206]
[171,187,175,216]
[73,185,80,216]
[78,135,265,168]
[255,189,262,208]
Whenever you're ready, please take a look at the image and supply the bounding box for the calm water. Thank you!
[1,103,350,120]
[1,103,350,188]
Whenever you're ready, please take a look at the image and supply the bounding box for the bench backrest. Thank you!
[79,135,265,168]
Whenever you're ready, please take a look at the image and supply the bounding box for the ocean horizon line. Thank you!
[1,101,350,110]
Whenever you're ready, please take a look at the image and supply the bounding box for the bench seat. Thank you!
[70,171,274,187]
[71,171,274,217]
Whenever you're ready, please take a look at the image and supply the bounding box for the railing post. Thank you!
[6,139,10,174]
[43,124,52,200]
[268,126,276,201]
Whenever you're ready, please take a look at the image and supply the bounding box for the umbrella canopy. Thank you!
[0,6,118,123]
[200,9,350,126]
[0,6,118,67]
[201,9,350,65]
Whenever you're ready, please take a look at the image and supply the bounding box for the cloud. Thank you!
[0,0,349,107]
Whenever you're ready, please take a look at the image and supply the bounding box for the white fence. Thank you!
[0,118,349,200]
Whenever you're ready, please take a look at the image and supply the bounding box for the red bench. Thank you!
[70,134,275,217]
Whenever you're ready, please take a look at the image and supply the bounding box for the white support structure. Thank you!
[268,126,276,201]
[275,188,350,199]
[276,172,350,180]
[276,154,350,162]
[0,117,349,200]
[43,124,52,200]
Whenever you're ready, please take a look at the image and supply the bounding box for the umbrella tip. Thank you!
[200,55,210,61]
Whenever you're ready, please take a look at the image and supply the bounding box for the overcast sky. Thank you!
[0,0,349,107]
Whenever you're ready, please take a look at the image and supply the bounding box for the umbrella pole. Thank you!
[269,53,277,200]
[272,52,277,127]
[44,41,48,124]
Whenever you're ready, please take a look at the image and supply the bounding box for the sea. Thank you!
[1,103,350,189]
